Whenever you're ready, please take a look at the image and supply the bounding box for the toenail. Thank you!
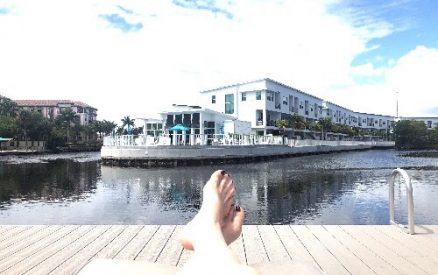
[235,204,241,212]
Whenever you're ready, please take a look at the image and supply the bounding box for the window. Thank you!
[212,95,216,104]
[225,94,234,114]
[282,96,288,105]
[256,91,262,100]
[241,92,246,101]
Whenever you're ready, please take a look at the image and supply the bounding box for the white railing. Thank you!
[388,168,415,234]
[103,134,395,148]
[103,134,285,147]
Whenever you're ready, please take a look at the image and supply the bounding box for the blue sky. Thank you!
[337,0,438,69]
[0,0,437,121]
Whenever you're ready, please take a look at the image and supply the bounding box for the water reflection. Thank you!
[0,160,98,204]
[0,150,438,224]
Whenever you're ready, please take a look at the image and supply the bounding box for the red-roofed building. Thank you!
[14,99,97,126]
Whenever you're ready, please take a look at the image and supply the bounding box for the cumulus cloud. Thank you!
[386,46,438,116]
[0,0,435,123]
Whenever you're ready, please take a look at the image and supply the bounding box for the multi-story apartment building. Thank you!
[401,117,438,130]
[14,100,97,126]
[200,78,397,135]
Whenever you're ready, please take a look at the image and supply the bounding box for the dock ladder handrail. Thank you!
[388,168,415,234]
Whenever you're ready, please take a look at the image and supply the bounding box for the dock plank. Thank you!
[341,225,427,275]
[377,225,438,257]
[292,225,350,275]
[241,225,269,265]
[177,249,193,267]
[115,225,159,260]
[0,224,437,275]
[155,225,184,266]
[273,225,315,263]
[0,225,49,257]
[135,225,175,262]
[23,225,108,275]
[364,226,438,274]
[94,225,143,259]
[0,225,64,273]
[1,225,81,275]
[0,225,16,235]
[307,225,374,275]
[0,225,32,244]
[49,225,127,275]
[324,225,399,275]
[229,235,246,264]
[257,225,290,262]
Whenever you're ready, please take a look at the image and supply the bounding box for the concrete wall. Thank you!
[0,140,46,151]
[101,141,394,162]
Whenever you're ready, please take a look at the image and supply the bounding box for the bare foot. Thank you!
[180,170,245,250]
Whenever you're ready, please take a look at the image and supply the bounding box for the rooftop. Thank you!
[14,99,97,110]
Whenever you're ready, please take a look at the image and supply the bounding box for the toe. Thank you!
[207,170,225,188]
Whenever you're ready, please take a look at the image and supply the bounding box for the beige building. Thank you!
[14,100,97,125]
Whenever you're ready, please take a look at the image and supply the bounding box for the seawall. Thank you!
[101,141,394,168]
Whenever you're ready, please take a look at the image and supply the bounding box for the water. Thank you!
[1,150,438,225]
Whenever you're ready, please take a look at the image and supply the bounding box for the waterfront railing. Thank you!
[103,134,394,148]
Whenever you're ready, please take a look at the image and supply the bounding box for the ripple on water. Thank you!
[0,150,438,224]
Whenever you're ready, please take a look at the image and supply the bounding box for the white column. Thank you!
[200,112,204,145]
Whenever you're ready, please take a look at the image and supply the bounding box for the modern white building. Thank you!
[200,78,397,135]
[135,79,437,144]
[135,104,252,145]
[401,117,438,129]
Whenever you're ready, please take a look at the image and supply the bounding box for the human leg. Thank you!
[177,170,258,275]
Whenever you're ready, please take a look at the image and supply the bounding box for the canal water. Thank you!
[1,150,438,225]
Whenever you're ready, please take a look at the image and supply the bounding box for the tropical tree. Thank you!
[56,108,79,143]
[131,126,144,135]
[16,110,51,147]
[121,116,135,135]
[275,119,289,137]
[429,128,438,148]
[0,116,18,137]
[0,97,18,117]
[317,118,334,133]
[394,120,428,149]
[102,120,117,136]
[289,114,307,129]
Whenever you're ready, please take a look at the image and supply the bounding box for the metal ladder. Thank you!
[388,168,415,234]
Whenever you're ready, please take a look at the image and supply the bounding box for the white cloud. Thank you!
[0,0,436,125]
[386,46,438,117]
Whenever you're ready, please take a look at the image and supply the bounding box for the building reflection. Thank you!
[0,160,99,204]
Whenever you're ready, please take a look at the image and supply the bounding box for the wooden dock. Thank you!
[1,225,438,274]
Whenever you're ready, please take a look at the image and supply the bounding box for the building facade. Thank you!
[200,78,398,135]
[400,117,438,130]
[14,100,97,126]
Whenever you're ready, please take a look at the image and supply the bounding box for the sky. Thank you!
[0,0,437,123]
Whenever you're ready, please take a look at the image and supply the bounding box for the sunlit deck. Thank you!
[1,225,437,274]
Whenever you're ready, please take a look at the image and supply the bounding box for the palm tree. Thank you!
[289,114,306,129]
[317,117,334,140]
[56,108,79,143]
[275,119,289,137]
[102,120,117,136]
[121,116,135,135]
